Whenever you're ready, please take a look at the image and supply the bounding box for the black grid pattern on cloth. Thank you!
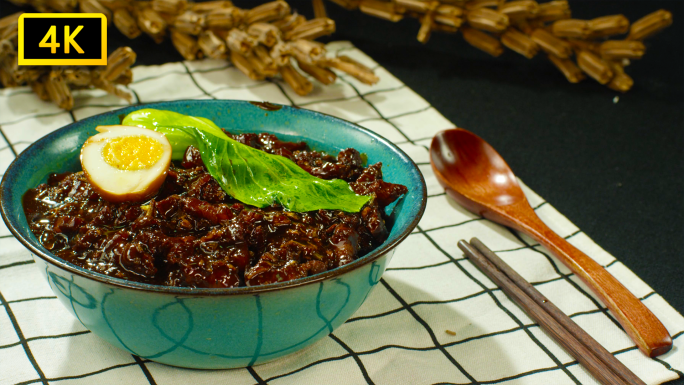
[0,41,681,385]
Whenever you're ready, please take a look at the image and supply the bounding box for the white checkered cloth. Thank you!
[1,41,683,385]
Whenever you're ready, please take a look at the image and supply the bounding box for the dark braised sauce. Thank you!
[22,132,407,288]
[249,101,283,111]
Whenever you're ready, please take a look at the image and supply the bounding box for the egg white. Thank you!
[81,125,172,202]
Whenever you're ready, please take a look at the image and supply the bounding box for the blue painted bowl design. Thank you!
[0,100,427,369]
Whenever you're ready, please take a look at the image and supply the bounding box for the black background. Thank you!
[22,17,102,59]
[2,0,684,382]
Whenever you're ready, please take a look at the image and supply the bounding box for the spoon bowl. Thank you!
[430,128,671,358]
[430,128,526,212]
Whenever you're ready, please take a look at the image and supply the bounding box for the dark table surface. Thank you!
[2,0,683,383]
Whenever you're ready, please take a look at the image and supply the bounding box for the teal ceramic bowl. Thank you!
[0,100,426,369]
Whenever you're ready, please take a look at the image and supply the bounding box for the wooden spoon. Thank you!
[430,128,671,358]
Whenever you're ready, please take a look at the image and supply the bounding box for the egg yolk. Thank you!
[102,136,164,171]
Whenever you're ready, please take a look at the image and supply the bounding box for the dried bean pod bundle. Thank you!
[501,28,537,59]
[466,0,503,11]
[245,0,290,24]
[192,1,233,14]
[97,0,129,11]
[230,50,262,80]
[467,7,509,33]
[136,6,167,43]
[170,29,199,60]
[272,13,305,32]
[359,0,404,22]
[251,45,279,76]
[45,71,74,110]
[198,30,226,59]
[64,67,92,86]
[325,56,380,84]
[547,54,584,83]
[530,28,571,59]
[577,50,613,84]
[102,47,137,82]
[226,29,257,54]
[0,11,137,109]
[461,26,503,57]
[173,11,204,35]
[607,61,633,92]
[327,0,671,93]
[298,60,337,84]
[0,0,673,107]
[609,72,633,93]
[247,23,281,47]
[588,14,629,37]
[0,0,375,106]
[552,19,591,39]
[312,0,328,18]
[291,39,326,64]
[628,9,673,40]
[151,0,186,15]
[328,0,360,11]
[498,1,539,20]
[270,41,292,66]
[417,13,434,43]
[205,7,241,29]
[285,18,336,40]
[599,40,645,60]
[434,4,463,28]
[79,0,112,25]
[280,62,313,95]
[114,8,143,39]
[30,79,50,101]
[537,0,570,22]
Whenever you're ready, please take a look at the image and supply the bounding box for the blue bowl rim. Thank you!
[0,100,427,296]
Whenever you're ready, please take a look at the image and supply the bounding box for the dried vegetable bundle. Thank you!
[0,12,136,110]
[328,0,672,92]
[0,0,379,110]
[146,0,377,93]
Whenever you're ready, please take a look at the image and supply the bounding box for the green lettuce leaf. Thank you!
[122,109,371,212]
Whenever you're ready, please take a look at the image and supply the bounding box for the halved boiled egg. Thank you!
[80,125,172,202]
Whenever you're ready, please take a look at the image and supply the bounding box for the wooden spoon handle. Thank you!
[515,213,672,358]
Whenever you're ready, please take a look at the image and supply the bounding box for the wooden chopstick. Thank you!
[468,238,646,385]
[457,239,645,385]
